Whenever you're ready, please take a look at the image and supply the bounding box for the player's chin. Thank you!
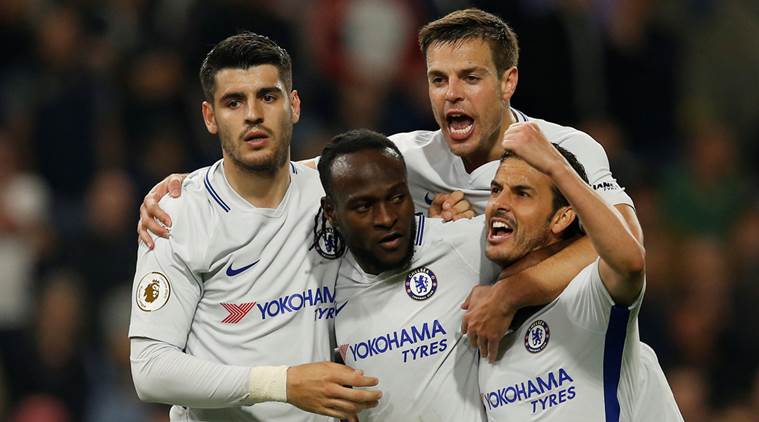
[485,246,510,266]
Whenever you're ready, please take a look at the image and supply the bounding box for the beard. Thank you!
[220,121,292,174]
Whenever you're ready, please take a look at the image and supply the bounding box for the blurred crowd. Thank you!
[0,0,758,421]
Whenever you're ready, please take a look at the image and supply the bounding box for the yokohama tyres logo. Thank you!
[221,302,256,323]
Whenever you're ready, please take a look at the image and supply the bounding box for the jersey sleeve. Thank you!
[443,215,502,284]
[560,259,645,331]
[559,132,634,209]
[129,196,204,349]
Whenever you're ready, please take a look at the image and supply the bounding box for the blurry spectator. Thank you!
[29,6,103,202]
[669,366,712,422]
[0,133,51,332]
[659,121,748,238]
[87,287,166,422]
[1,271,90,421]
[9,395,71,422]
[603,0,681,160]
[63,169,137,343]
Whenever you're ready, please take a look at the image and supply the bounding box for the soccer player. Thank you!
[135,9,643,359]
[128,33,381,421]
[478,122,682,421]
[318,129,499,421]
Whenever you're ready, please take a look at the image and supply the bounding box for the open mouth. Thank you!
[488,219,514,243]
[446,111,475,140]
[378,232,403,250]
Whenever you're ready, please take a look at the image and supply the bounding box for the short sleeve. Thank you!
[559,133,635,209]
[561,259,645,331]
[129,199,203,349]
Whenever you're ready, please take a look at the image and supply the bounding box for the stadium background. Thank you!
[1,0,758,420]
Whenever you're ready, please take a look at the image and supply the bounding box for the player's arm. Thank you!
[462,122,644,362]
[546,159,645,304]
[503,122,644,302]
[131,338,380,418]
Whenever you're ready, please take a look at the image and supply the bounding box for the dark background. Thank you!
[1,0,757,421]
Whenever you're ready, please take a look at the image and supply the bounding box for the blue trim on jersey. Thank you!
[414,213,425,245]
[603,304,630,422]
[290,162,298,174]
[204,167,230,212]
[516,109,528,121]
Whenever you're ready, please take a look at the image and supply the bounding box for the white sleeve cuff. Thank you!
[248,366,288,403]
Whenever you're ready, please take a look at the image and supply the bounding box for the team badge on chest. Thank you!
[405,267,438,301]
[136,272,171,312]
[524,320,550,353]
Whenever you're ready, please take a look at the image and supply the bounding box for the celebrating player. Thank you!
[128,33,381,421]
[478,122,682,421]
[135,9,642,359]
[314,128,680,421]
[318,129,498,421]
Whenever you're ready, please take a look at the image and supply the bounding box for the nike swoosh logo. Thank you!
[424,192,435,205]
[226,259,260,277]
[335,301,349,316]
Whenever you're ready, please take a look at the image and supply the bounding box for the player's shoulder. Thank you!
[388,130,441,153]
[158,164,222,239]
[418,214,485,248]
[289,161,323,190]
[527,116,606,157]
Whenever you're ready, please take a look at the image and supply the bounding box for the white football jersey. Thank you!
[478,260,680,421]
[334,215,500,421]
[129,160,338,421]
[390,108,633,214]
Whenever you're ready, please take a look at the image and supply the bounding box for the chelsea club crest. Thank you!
[524,320,550,353]
[315,227,344,259]
[405,267,438,301]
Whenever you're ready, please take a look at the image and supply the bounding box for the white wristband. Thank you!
[248,366,288,403]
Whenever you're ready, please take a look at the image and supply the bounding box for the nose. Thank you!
[445,78,463,102]
[373,202,397,229]
[492,191,512,214]
[244,101,264,125]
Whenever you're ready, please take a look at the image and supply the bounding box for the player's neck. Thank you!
[498,236,574,279]
[461,108,516,173]
[222,158,291,209]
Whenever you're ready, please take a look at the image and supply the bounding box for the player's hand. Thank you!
[461,283,516,363]
[137,173,188,249]
[427,190,475,221]
[286,362,382,420]
[501,122,568,176]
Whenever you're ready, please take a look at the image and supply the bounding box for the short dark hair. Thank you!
[501,144,589,239]
[199,32,292,101]
[418,8,519,77]
[318,129,405,198]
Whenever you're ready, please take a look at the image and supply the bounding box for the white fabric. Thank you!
[130,337,252,407]
[249,366,288,403]
[334,214,500,421]
[389,108,634,215]
[479,260,679,421]
[129,160,337,421]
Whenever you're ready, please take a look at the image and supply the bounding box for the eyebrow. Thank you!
[256,86,283,97]
[344,181,406,203]
[512,184,535,193]
[218,86,284,103]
